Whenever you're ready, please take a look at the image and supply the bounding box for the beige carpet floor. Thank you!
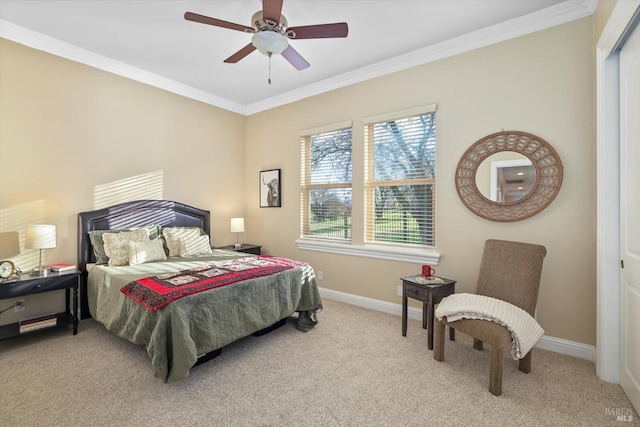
[1,298,637,426]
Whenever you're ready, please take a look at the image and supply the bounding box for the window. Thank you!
[364,106,436,247]
[300,122,352,241]
[298,107,439,263]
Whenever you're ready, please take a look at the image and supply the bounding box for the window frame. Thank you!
[363,104,437,249]
[299,121,353,242]
[296,107,441,265]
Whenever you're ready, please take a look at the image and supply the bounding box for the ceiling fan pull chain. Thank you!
[268,52,272,85]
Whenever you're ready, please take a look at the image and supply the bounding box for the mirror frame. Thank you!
[455,130,563,222]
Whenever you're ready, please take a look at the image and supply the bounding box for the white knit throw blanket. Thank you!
[435,293,544,359]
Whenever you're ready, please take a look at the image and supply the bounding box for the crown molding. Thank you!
[1,0,596,116]
[246,0,597,114]
[0,19,248,115]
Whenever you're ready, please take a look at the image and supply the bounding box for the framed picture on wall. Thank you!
[260,169,281,208]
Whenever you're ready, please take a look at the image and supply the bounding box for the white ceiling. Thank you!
[0,0,596,115]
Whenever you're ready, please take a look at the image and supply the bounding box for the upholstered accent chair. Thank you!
[433,239,547,396]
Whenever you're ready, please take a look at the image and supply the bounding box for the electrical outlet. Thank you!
[317,271,323,280]
[397,285,403,297]
[15,299,25,312]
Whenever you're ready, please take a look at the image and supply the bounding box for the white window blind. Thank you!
[300,126,352,241]
[364,109,436,247]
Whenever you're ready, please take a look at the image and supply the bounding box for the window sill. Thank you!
[295,239,440,265]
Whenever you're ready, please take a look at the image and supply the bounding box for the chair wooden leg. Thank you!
[473,338,484,351]
[519,350,532,373]
[434,319,445,361]
[489,346,503,396]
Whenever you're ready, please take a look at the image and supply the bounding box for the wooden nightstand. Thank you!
[217,244,262,255]
[0,270,79,341]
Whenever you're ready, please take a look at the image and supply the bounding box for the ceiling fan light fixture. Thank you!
[185,2,347,71]
[252,31,288,55]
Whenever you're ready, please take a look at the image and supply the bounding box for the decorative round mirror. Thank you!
[455,131,563,222]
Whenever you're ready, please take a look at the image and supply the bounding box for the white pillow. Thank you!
[178,235,213,257]
[103,228,150,266]
[129,239,167,266]
[162,227,201,257]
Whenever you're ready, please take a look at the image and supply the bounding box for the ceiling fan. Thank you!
[184,0,348,73]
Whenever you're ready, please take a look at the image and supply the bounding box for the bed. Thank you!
[77,200,322,383]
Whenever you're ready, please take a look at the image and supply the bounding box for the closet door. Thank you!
[619,15,640,413]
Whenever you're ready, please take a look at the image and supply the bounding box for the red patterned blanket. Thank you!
[121,256,305,311]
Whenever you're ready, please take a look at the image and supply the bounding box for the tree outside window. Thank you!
[365,111,436,247]
[300,127,352,241]
[300,106,436,249]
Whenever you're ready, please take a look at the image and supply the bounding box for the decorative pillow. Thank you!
[178,235,213,257]
[89,225,160,264]
[102,229,150,266]
[162,227,202,257]
[129,239,167,266]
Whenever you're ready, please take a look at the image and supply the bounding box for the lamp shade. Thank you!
[230,218,245,233]
[25,225,57,249]
[251,31,288,55]
[0,231,20,259]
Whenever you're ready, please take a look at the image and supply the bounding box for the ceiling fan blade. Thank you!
[185,12,253,33]
[281,45,310,70]
[263,0,284,26]
[287,23,348,39]
[224,44,257,63]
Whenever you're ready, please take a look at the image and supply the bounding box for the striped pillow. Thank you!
[178,235,213,257]
[129,239,167,265]
[162,227,202,257]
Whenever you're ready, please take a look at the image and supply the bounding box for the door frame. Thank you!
[489,158,533,202]
[596,0,640,383]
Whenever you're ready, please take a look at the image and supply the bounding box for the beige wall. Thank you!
[0,16,597,345]
[0,39,246,324]
[593,0,618,43]
[245,17,596,345]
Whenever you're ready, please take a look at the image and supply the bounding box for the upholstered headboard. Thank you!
[77,200,211,319]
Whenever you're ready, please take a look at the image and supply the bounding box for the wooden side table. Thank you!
[401,275,456,350]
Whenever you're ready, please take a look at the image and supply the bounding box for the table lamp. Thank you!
[230,218,245,249]
[25,224,56,276]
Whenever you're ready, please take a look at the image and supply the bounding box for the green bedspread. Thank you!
[87,250,322,383]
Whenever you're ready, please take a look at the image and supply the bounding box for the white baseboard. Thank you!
[318,287,595,362]
[534,335,595,361]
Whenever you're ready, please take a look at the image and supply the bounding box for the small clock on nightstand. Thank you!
[0,260,21,282]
